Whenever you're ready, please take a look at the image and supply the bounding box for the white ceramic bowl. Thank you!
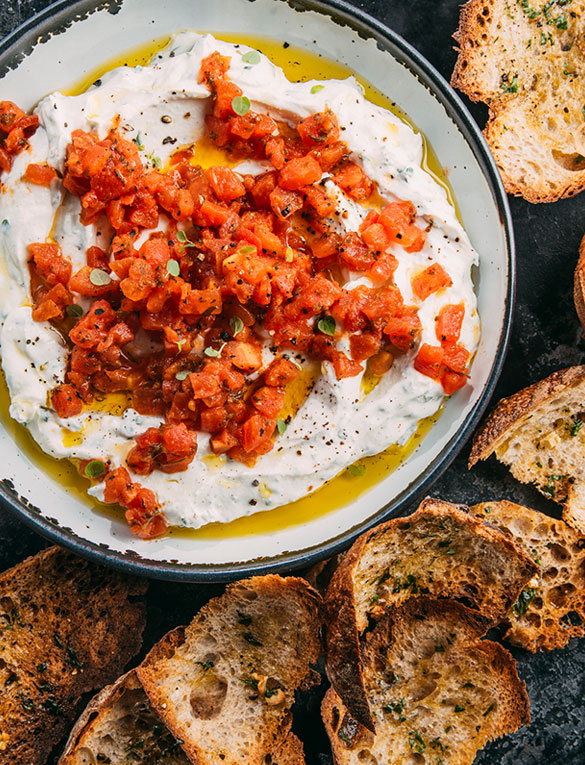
[0,0,513,580]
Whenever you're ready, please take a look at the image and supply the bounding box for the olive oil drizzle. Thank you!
[1,33,457,538]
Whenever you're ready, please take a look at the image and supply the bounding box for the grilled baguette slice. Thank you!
[137,575,320,765]
[325,497,536,730]
[451,0,585,203]
[59,670,188,764]
[469,365,585,531]
[322,598,530,765]
[472,500,585,651]
[0,546,146,765]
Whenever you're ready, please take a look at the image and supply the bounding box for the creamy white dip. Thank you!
[0,33,479,529]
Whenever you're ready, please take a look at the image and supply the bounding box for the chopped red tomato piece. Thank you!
[207,166,246,201]
[237,413,276,453]
[29,242,72,287]
[251,386,285,418]
[51,384,83,418]
[379,200,427,253]
[436,303,465,344]
[297,110,340,147]
[279,156,322,191]
[332,162,373,201]
[411,264,452,301]
[23,163,57,186]
[414,344,444,381]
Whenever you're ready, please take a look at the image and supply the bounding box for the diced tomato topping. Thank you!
[102,466,168,539]
[411,264,452,301]
[207,166,246,201]
[23,163,57,186]
[414,343,444,381]
[279,156,322,191]
[264,358,300,387]
[251,386,285,418]
[13,60,474,538]
[436,303,465,344]
[29,243,72,287]
[368,350,393,376]
[297,110,340,147]
[236,413,276,453]
[332,162,373,201]
[51,384,83,418]
[379,200,427,253]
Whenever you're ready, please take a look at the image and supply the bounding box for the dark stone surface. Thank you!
[1,1,584,763]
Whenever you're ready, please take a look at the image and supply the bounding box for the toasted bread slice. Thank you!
[324,497,536,730]
[0,546,146,765]
[451,0,585,202]
[59,670,188,764]
[322,598,530,765]
[469,365,585,530]
[137,575,320,765]
[471,500,585,651]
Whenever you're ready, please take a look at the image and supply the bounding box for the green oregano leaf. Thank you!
[232,95,251,116]
[166,259,180,277]
[317,315,336,336]
[310,84,325,94]
[348,463,365,477]
[204,346,222,358]
[277,418,287,435]
[230,316,244,336]
[84,460,105,478]
[242,50,261,65]
[89,268,111,286]
[66,304,83,318]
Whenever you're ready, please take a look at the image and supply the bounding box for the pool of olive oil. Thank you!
[2,34,455,539]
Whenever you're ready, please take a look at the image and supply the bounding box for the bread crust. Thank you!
[469,365,585,466]
[574,237,585,334]
[324,498,536,731]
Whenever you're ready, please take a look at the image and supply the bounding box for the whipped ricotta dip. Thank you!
[0,33,480,530]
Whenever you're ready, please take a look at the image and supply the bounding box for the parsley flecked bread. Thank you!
[0,546,146,765]
[472,500,585,651]
[452,0,585,202]
[137,575,321,764]
[324,497,536,730]
[59,670,188,764]
[469,365,585,530]
[322,598,530,765]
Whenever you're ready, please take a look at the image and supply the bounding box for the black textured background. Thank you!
[1,1,584,763]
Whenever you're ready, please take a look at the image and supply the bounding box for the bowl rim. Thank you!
[0,0,515,582]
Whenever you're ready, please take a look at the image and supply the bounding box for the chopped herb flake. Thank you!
[89,268,111,287]
[310,84,325,94]
[232,96,251,116]
[242,50,261,65]
[167,259,180,277]
[513,587,537,616]
[317,315,336,336]
[230,315,244,336]
[66,304,83,318]
[85,460,106,478]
